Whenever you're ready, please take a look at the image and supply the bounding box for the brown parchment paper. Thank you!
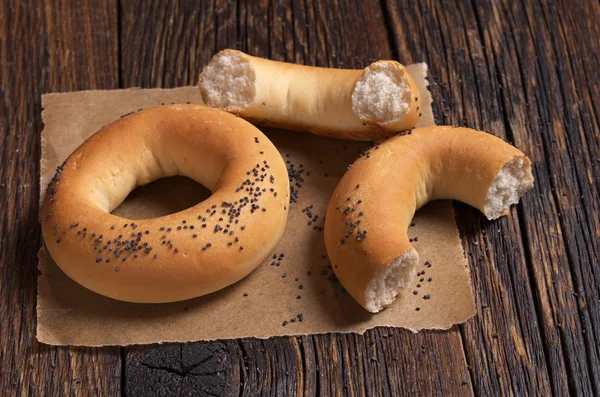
[38,64,476,346]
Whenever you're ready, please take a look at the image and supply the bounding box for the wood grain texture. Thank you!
[0,1,121,396]
[384,1,555,394]
[385,0,600,395]
[1,0,598,395]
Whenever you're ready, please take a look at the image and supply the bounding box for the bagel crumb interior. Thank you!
[484,156,534,220]
[199,52,256,110]
[364,250,418,313]
[351,62,412,124]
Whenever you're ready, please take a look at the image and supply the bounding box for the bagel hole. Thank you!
[111,176,211,220]
[199,51,256,110]
[351,61,412,123]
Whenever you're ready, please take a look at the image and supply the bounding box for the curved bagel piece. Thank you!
[41,105,290,303]
[324,126,534,312]
[198,49,421,141]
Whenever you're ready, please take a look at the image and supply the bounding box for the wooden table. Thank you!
[1,0,598,395]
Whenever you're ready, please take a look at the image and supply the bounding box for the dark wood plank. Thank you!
[472,0,600,394]
[0,1,121,395]
[120,0,474,395]
[386,0,600,395]
[512,0,600,393]
[386,1,557,394]
[120,0,218,88]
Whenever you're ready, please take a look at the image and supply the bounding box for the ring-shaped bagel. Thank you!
[41,105,290,303]
[324,126,534,312]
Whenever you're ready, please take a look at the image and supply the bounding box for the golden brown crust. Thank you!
[199,49,421,141]
[41,105,290,303]
[324,126,533,311]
